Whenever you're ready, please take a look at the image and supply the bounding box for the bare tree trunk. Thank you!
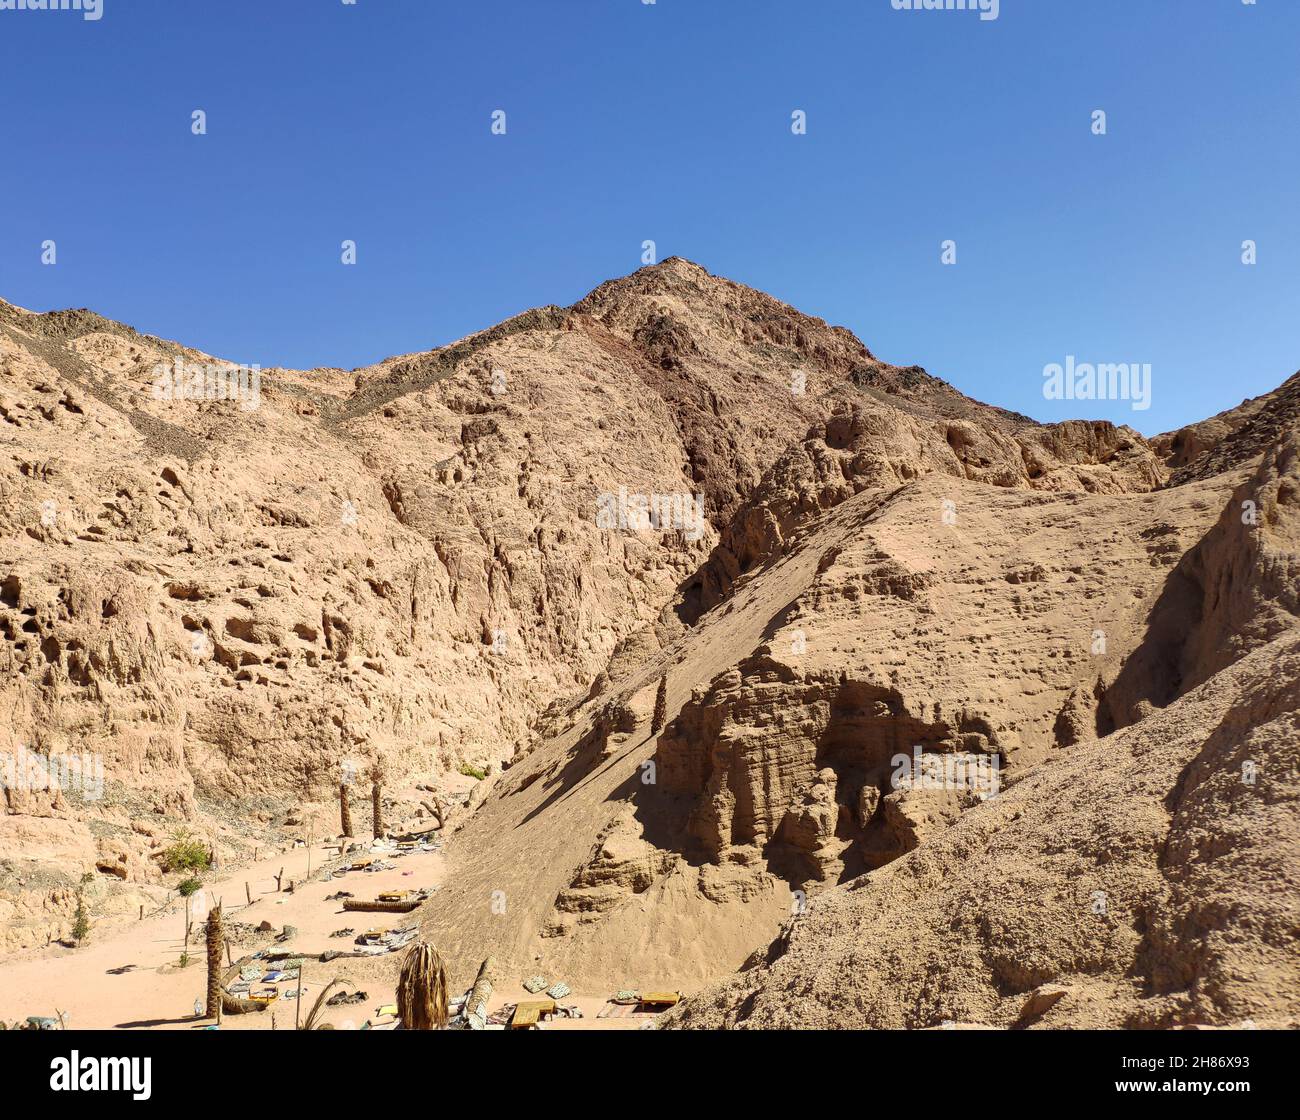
[339,783,353,837]
[462,957,497,1029]
[372,779,383,838]
[205,904,222,1020]
[652,673,669,734]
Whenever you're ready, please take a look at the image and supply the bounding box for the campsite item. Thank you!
[343,896,420,913]
[598,991,682,1017]
[546,981,571,1000]
[510,999,556,1029]
[522,975,549,993]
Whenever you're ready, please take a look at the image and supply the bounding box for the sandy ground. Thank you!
[0,833,649,1031]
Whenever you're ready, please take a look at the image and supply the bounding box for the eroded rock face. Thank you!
[417,461,1258,993]
[4,261,1297,1022]
[416,304,1297,1001]
[3,259,854,949]
[1099,431,1300,730]
[666,629,1300,1030]
[689,401,1162,613]
[1154,369,1300,485]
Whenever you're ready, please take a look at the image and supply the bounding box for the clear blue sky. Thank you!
[1,0,1296,436]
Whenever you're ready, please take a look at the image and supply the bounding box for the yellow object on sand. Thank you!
[510,999,556,1028]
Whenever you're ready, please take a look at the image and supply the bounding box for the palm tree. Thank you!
[339,782,353,838]
[370,761,385,838]
[397,940,448,1029]
[205,903,222,1020]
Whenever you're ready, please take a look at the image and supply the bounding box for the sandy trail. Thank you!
[0,835,646,1030]
[0,839,441,1030]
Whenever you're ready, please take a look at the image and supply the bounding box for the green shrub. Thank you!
[71,872,93,944]
[161,829,211,873]
[176,876,203,897]
[458,762,486,781]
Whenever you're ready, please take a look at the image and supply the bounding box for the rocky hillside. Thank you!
[2,260,1296,1026]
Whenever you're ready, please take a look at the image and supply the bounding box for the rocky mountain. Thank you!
[1,260,1295,1028]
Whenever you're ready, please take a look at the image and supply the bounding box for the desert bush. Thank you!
[161,829,211,873]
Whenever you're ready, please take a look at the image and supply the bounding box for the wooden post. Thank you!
[340,782,353,838]
[372,778,383,838]
[275,867,284,891]
[245,882,252,906]
[295,963,305,1030]
[205,903,222,1021]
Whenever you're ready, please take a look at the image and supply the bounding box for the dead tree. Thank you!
[372,776,384,838]
[651,674,669,734]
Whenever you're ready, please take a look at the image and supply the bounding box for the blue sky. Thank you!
[0,0,1296,435]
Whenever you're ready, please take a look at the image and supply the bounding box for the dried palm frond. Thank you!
[397,940,448,1030]
[300,976,354,1031]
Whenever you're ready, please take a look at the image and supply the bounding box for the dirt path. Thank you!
[0,839,444,1030]
[0,835,648,1030]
